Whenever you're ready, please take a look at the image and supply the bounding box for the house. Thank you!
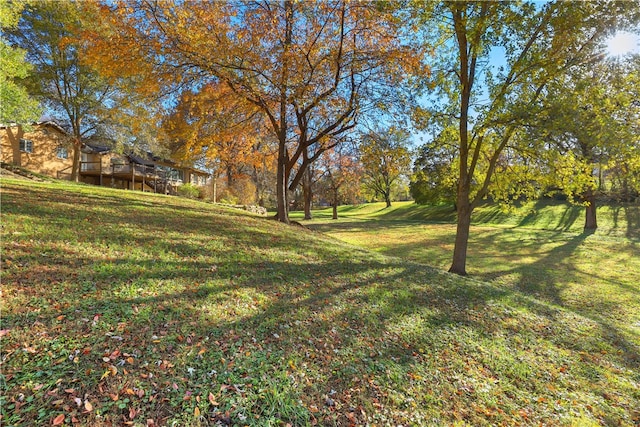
[1,122,210,195]
[1,121,72,178]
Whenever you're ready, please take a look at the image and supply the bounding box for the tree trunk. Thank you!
[276,147,289,223]
[71,142,81,182]
[275,0,292,224]
[449,191,471,276]
[303,168,313,220]
[584,189,597,230]
[5,126,24,166]
[384,192,392,208]
[226,166,232,187]
[332,188,339,219]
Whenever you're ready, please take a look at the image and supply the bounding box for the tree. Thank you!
[317,144,362,220]
[532,55,640,228]
[0,0,41,127]
[82,0,414,222]
[6,0,122,181]
[410,126,458,207]
[414,1,636,275]
[163,82,275,200]
[359,126,412,208]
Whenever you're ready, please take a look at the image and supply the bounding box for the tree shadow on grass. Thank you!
[488,231,592,305]
[624,204,640,239]
[3,181,639,425]
[517,199,582,231]
[4,239,639,425]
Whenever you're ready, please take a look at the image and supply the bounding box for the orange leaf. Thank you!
[194,406,200,417]
[84,400,93,412]
[52,414,65,425]
[208,392,218,405]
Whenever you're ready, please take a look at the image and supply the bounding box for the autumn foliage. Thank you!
[80,0,418,222]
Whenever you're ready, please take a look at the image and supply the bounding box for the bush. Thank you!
[177,183,201,199]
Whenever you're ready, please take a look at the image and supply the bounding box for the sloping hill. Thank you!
[2,179,638,426]
[297,199,639,237]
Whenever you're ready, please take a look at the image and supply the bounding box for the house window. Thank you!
[56,146,69,159]
[19,139,33,153]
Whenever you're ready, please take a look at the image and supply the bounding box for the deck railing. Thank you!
[80,161,102,172]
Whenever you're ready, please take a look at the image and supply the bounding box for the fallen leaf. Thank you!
[84,400,93,412]
[208,392,218,405]
[194,406,200,417]
[52,414,65,425]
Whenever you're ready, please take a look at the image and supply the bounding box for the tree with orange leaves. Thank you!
[163,82,274,195]
[82,0,416,222]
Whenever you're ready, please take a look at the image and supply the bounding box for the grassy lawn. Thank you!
[2,180,639,426]
[294,201,640,334]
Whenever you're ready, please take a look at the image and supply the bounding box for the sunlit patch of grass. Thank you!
[2,178,639,426]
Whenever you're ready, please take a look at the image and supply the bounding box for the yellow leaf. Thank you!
[84,400,93,412]
[194,406,200,417]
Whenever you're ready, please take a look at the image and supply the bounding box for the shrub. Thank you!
[177,183,200,199]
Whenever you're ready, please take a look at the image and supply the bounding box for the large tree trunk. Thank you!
[303,168,313,220]
[449,188,471,276]
[275,0,292,224]
[584,189,597,231]
[276,146,289,223]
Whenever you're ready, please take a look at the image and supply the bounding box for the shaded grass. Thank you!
[299,199,638,238]
[294,201,640,338]
[2,179,639,426]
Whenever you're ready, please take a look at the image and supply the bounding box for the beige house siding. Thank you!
[2,123,210,196]
[1,124,73,178]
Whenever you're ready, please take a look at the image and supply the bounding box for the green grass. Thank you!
[2,179,639,426]
[293,200,640,342]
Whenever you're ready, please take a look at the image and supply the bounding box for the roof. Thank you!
[37,120,68,135]
[0,121,68,135]
[82,143,111,154]
[127,153,156,167]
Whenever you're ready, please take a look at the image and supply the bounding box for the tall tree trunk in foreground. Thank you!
[449,182,472,276]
